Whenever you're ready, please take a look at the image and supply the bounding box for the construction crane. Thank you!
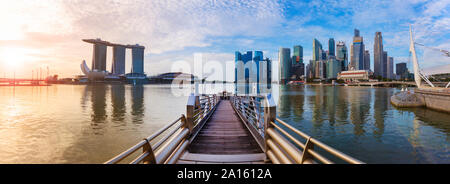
[415,42,450,57]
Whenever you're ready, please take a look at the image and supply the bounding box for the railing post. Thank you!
[186,94,197,134]
[263,94,276,163]
[142,139,156,164]
[300,137,315,164]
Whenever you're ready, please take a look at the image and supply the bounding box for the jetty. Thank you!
[105,92,363,164]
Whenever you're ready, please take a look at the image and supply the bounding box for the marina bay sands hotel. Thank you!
[82,38,145,77]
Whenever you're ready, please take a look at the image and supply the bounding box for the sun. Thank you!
[0,47,28,69]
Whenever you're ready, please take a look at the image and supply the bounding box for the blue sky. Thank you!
[0,0,448,78]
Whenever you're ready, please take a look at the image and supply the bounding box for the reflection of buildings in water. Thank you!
[131,85,145,124]
[335,87,349,122]
[89,85,108,124]
[325,86,337,124]
[111,85,126,122]
[349,88,371,136]
[277,85,291,118]
[311,86,326,126]
[373,88,388,138]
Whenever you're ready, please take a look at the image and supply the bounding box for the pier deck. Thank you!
[105,93,364,164]
[177,100,264,164]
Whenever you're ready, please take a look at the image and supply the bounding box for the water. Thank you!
[0,84,448,163]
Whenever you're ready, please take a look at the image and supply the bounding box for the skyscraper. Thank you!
[364,50,370,71]
[235,51,253,94]
[131,46,145,74]
[374,32,384,77]
[387,56,394,79]
[313,39,322,61]
[383,51,388,78]
[292,45,304,79]
[396,62,407,79]
[351,29,365,70]
[279,48,291,84]
[292,45,303,64]
[329,38,335,57]
[112,45,126,75]
[336,41,348,71]
[92,43,107,71]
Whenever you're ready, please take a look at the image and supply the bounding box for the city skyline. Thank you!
[0,0,449,80]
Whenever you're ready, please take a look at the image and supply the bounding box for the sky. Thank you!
[0,0,448,80]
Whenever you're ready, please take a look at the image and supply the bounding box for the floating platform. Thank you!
[391,87,450,113]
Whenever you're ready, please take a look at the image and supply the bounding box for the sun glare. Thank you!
[0,48,29,69]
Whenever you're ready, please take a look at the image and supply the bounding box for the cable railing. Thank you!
[105,93,219,164]
[231,94,364,164]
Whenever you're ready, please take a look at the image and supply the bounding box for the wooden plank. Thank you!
[188,100,263,156]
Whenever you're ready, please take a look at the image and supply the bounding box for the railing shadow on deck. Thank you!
[105,92,364,164]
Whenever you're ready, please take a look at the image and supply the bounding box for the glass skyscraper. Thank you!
[329,38,335,57]
[351,29,365,70]
[131,47,145,74]
[279,48,291,84]
[374,32,384,77]
[336,41,348,71]
[364,50,370,71]
[112,46,126,75]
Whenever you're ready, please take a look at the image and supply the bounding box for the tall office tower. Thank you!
[374,32,384,77]
[92,43,107,71]
[292,45,304,79]
[131,46,145,74]
[258,57,272,93]
[382,51,388,78]
[313,39,322,61]
[253,51,263,84]
[351,29,365,70]
[396,62,407,79]
[278,48,291,84]
[234,51,255,94]
[329,38,335,57]
[112,45,126,75]
[364,50,370,71]
[387,57,394,79]
[312,39,322,78]
[306,64,311,79]
[326,57,341,79]
[293,45,303,64]
[336,41,348,71]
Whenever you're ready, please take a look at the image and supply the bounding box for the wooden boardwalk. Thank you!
[177,100,265,164]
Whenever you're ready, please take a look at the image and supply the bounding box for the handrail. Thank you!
[230,94,364,164]
[105,93,220,164]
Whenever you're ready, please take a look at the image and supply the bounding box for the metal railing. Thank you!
[231,94,364,164]
[105,93,219,164]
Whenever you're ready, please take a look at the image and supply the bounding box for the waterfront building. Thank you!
[383,51,388,78]
[336,41,348,71]
[329,38,335,57]
[279,48,291,84]
[112,45,126,75]
[131,46,145,74]
[374,32,384,77]
[350,29,365,70]
[396,62,408,79]
[291,45,305,79]
[337,70,370,81]
[364,50,370,71]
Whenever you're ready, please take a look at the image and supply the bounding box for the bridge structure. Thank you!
[0,78,48,86]
[105,92,364,164]
[347,81,417,87]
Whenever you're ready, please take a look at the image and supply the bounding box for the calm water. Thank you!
[0,84,449,163]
